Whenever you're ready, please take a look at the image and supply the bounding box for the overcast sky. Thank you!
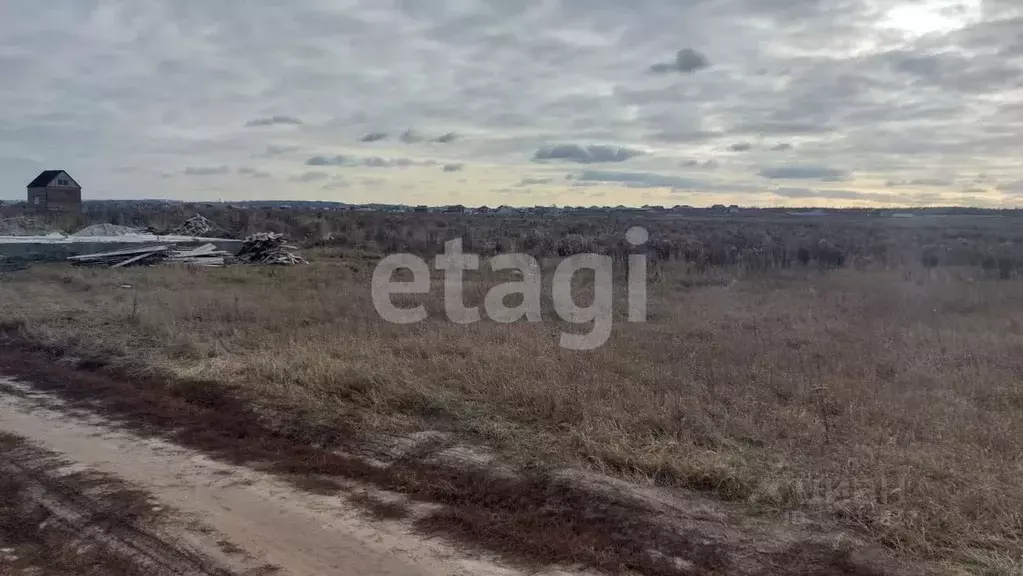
[1,0,1021,207]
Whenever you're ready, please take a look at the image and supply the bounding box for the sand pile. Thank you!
[71,223,142,237]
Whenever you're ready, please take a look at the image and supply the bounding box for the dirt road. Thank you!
[0,378,578,576]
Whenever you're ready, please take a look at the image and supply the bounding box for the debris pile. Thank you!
[175,215,215,237]
[68,245,171,268]
[68,243,234,268]
[235,232,307,265]
[165,243,234,266]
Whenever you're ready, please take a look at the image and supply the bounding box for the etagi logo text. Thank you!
[371,227,650,350]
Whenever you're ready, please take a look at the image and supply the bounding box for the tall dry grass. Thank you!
[1,249,1021,572]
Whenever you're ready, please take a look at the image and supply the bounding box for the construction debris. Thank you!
[164,243,232,267]
[235,232,307,265]
[68,243,233,268]
[175,215,215,237]
[68,245,170,267]
[67,234,305,269]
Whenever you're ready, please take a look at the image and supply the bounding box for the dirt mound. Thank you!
[0,217,60,237]
[71,223,142,237]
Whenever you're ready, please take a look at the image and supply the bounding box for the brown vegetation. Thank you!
[1,212,1021,574]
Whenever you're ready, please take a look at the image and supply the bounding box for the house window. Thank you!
[57,179,68,185]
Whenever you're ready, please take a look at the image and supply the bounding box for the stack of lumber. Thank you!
[68,245,171,268]
[235,232,307,265]
[163,243,234,266]
[68,243,233,268]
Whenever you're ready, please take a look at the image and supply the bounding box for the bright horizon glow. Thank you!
[880,0,983,39]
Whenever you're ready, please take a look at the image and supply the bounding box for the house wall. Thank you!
[44,186,82,212]
[27,188,47,210]
[26,186,82,213]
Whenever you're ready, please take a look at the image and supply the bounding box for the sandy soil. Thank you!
[0,378,582,576]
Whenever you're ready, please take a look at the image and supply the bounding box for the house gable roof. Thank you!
[27,170,80,188]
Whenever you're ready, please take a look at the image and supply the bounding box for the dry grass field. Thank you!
[1,212,1022,574]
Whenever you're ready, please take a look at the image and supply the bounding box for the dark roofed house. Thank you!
[27,170,82,213]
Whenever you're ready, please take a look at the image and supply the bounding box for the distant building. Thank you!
[26,170,82,213]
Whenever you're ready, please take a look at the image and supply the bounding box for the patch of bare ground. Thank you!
[0,432,236,575]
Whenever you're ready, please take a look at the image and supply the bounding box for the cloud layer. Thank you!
[1,0,1021,207]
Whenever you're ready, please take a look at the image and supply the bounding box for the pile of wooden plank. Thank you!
[235,232,307,265]
[175,215,215,236]
[68,243,234,268]
[164,243,234,266]
[68,245,171,268]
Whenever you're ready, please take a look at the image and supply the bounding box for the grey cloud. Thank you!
[363,156,391,167]
[771,143,793,151]
[729,142,752,152]
[772,187,821,199]
[999,181,1023,195]
[759,166,850,182]
[533,144,644,164]
[307,155,421,168]
[649,48,710,74]
[238,166,271,178]
[361,132,388,142]
[292,171,329,182]
[306,155,349,166]
[576,170,709,189]
[680,159,718,169]
[265,144,301,156]
[880,49,1023,95]
[322,179,350,190]
[365,156,416,167]
[516,177,553,186]
[886,178,954,187]
[648,129,724,144]
[733,121,834,136]
[442,163,464,172]
[400,129,423,143]
[183,165,230,176]
[245,115,303,127]
[2,1,1021,206]
[434,132,458,143]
